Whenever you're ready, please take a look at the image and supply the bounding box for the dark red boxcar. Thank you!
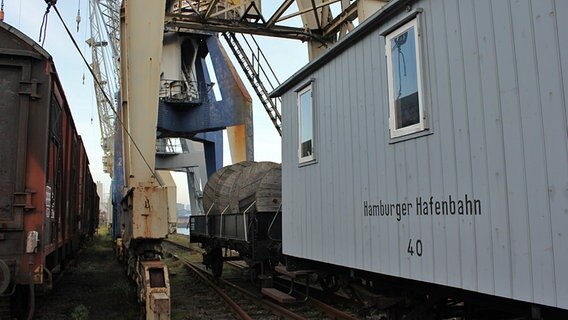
[0,22,99,318]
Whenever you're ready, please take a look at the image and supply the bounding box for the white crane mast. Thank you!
[87,0,120,175]
[84,1,392,318]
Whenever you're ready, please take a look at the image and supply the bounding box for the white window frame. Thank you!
[385,18,426,139]
[297,83,315,164]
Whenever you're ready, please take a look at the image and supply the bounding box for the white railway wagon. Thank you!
[271,0,568,311]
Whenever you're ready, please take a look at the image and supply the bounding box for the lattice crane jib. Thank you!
[165,1,391,135]
[92,0,391,161]
[87,0,121,175]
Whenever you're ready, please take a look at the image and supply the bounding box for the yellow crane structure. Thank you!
[115,1,390,318]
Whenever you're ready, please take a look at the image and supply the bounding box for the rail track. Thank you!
[162,239,360,319]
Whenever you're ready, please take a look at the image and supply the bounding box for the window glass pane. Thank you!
[299,89,313,158]
[390,26,419,129]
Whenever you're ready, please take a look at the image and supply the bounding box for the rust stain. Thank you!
[227,125,247,163]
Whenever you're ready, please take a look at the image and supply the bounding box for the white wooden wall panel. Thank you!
[280,0,568,310]
[551,0,568,306]
[532,0,567,306]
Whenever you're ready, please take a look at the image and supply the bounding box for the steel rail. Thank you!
[164,239,359,319]
[163,241,309,320]
[183,261,252,320]
[270,277,359,320]
[309,297,359,320]
[219,277,307,320]
[162,240,251,319]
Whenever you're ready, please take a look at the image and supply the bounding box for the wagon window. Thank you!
[386,18,426,138]
[298,84,314,163]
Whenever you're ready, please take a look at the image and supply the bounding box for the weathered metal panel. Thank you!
[122,186,169,245]
[280,0,568,310]
[0,66,23,223]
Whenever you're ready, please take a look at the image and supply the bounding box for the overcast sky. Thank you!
[3,1,308,206]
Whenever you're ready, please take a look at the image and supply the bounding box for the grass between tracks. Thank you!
[164,234,207,320]
[35,226,139,320]
[36,230,207,320]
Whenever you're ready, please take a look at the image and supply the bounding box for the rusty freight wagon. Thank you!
[0,22,99,319]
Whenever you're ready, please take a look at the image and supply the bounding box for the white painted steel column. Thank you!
[120,0,165,187]
[120,2,171,319]
[119,0,169,242]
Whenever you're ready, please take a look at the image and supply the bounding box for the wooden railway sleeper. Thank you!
[272,265,316,303]
[300,279,310,302]
[285,276,311,302]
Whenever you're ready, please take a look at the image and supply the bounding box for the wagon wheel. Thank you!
[248,264,263,289]
[0,260,11,295]
[210,248,223,278]
[211,259,223,278]
[138,304,146,320]
[319,274,340,293]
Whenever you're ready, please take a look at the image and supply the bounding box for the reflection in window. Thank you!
[386,19,425,138]
[298,85,314,162]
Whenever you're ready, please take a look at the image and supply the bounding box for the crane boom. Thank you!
[87,0,120,174]
[86,2,392,319]
[96,0,120,62]
[119,1,170,319]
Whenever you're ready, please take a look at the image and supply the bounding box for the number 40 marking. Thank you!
[407,239,423,257]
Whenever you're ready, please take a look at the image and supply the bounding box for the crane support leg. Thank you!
[120,0,170,319]
[121,188,170,320]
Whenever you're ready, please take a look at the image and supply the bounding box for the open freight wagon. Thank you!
[189,162,282,277]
